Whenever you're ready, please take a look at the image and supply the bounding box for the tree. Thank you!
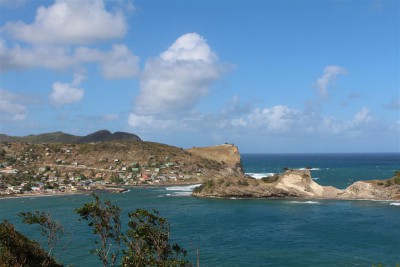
[0,220,62,267]
[18,210,65,259]
[75,193,122,267]
[123,208,190,267]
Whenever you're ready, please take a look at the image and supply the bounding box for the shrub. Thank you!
[237,180,249,186]
[0,220,62,267]
[393,170,400,185]
[261,174,279,183]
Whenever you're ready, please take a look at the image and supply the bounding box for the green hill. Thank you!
[0,130,141,144]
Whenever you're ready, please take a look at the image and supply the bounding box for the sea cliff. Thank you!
[192,157,400,201]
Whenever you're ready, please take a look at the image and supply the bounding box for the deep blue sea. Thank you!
[1,153,399,266]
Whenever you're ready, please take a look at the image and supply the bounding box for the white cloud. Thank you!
[101,45,139,79]
[0,89,28,121]
[2,0,127,45]
[314,65,347,98]
[0,42,76,71]
[353,107,372,125]
[246,105,302,132]
[0,41,139,78]
[50,73,85,105]
[134,32,227,114]
[128,113,184,131]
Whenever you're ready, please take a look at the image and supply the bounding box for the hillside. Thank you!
[0,141,245,195]
[0,130,141,144]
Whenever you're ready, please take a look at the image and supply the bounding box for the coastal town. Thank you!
[0,141,225,197]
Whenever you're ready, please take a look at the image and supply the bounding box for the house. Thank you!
[95,173,106,179]
[140,174,151,181]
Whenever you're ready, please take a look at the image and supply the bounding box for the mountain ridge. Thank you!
[0,130,141,144]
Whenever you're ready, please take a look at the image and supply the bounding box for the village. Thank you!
[0,142,208,197]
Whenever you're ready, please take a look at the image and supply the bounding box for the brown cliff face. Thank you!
[187,144,245,177]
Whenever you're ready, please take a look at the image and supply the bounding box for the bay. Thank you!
[1,153,399,266]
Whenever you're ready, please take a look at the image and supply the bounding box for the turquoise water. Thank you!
[1,153,399,266]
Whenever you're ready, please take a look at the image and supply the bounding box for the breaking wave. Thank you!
[165,184,202,191]
[389,203,400,206]
[289,201,320,204]
[246,173,275,179]
[297,167,321,171]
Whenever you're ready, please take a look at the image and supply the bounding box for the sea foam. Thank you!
[289,201,320,204]
[297,167,321,171]
[390,203,400,206]
[246,173,275,179]
[165,184,202,191]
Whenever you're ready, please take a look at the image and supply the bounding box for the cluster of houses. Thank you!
[0,155,204,196]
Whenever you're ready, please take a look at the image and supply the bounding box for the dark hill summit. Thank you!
[0,130,141,143]
[77,130,141,143]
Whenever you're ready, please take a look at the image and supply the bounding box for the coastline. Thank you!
[0,181,202,200]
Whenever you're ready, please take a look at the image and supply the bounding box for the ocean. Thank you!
[1,153,399,266]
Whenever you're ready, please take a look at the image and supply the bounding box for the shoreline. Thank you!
[0,181,202,200]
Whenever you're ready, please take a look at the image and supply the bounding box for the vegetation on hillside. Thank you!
[0,130,141,144]
[0,220,62,267]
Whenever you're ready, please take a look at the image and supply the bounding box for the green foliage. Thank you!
[123,209,190,267]
[0,220,62,267]
[75,193,122,267]
[237,180,249,186]
[193,180,214,193]
[261,174,280,183]
[18,210,65,257]
[110,175,124,185]
[21,184,32,192]
[0,148,5,158]
[393,170,400,185]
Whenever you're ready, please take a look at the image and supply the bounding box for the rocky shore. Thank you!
[192,169,400,201]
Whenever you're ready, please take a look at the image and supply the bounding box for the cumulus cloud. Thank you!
[246,105,303,132]
[2,0,127,45]
[50,73,85,105]
[134,32,227,114]
[100,45,139,79]
[314,65,347,98]
[0,41,139,78]
[0,41,76,71]
[0,89,28,121]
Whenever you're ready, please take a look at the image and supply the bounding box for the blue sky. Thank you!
[0,0,399,153]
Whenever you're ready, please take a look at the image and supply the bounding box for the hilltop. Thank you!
[0,130,141,144]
